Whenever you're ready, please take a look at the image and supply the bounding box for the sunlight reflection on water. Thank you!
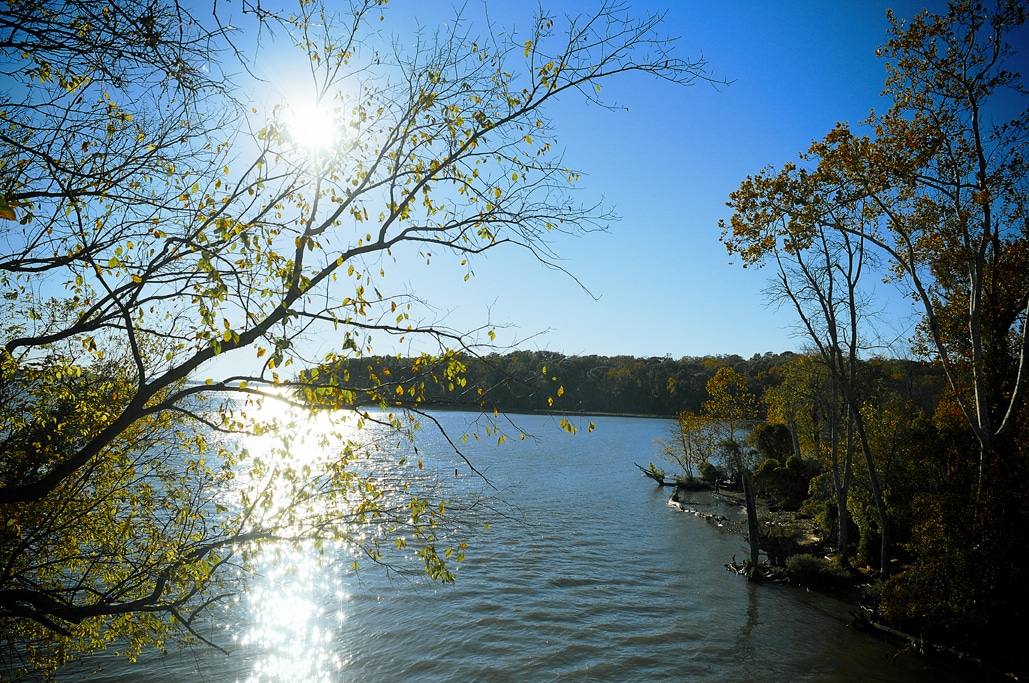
[226,400,438,683]
[238,544,347,683]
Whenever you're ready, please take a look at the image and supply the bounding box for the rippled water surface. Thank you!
[73,412,959,682]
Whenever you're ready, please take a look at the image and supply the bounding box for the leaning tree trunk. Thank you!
[742,468,761,575]
[852,410,890,577]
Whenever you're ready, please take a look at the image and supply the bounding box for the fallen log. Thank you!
[848,611,1020,681]
[634,461,674,486]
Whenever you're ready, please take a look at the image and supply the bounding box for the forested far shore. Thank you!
[298,349,946,418]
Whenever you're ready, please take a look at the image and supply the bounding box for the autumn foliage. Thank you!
[720,0,1029,673]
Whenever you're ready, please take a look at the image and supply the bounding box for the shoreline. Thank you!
[672,482,1021,682]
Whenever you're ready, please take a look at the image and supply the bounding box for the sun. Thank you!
[285,100,340,153]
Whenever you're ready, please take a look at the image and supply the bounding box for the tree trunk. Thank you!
[742,468,761,572]
[788,419,802,460]
[831,399,853,567]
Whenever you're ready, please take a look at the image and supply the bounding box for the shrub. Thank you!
[698,461,723,487]
[754,455,816,511]
[785,554,854,592]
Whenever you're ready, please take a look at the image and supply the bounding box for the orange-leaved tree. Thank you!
[720,0,1029,664]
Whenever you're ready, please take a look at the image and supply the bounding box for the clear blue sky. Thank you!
[233,0,958,367]
[358,0,944,361]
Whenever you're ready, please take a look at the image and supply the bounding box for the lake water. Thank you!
[67,412,959,682]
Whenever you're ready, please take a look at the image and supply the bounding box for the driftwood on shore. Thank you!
[725,557,780,582]
[634,461,675,486]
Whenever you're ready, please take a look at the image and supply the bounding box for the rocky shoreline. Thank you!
[663,482,1021,682]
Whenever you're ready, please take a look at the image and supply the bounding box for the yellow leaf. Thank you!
[0,196,15,221]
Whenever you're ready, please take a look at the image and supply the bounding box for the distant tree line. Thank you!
[306,349,942,419]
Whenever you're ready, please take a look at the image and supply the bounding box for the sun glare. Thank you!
[240,546,346,682]
[286,101,339,152]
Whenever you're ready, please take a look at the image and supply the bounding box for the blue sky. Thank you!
[355,0,944,361]
[229,0,965,369]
